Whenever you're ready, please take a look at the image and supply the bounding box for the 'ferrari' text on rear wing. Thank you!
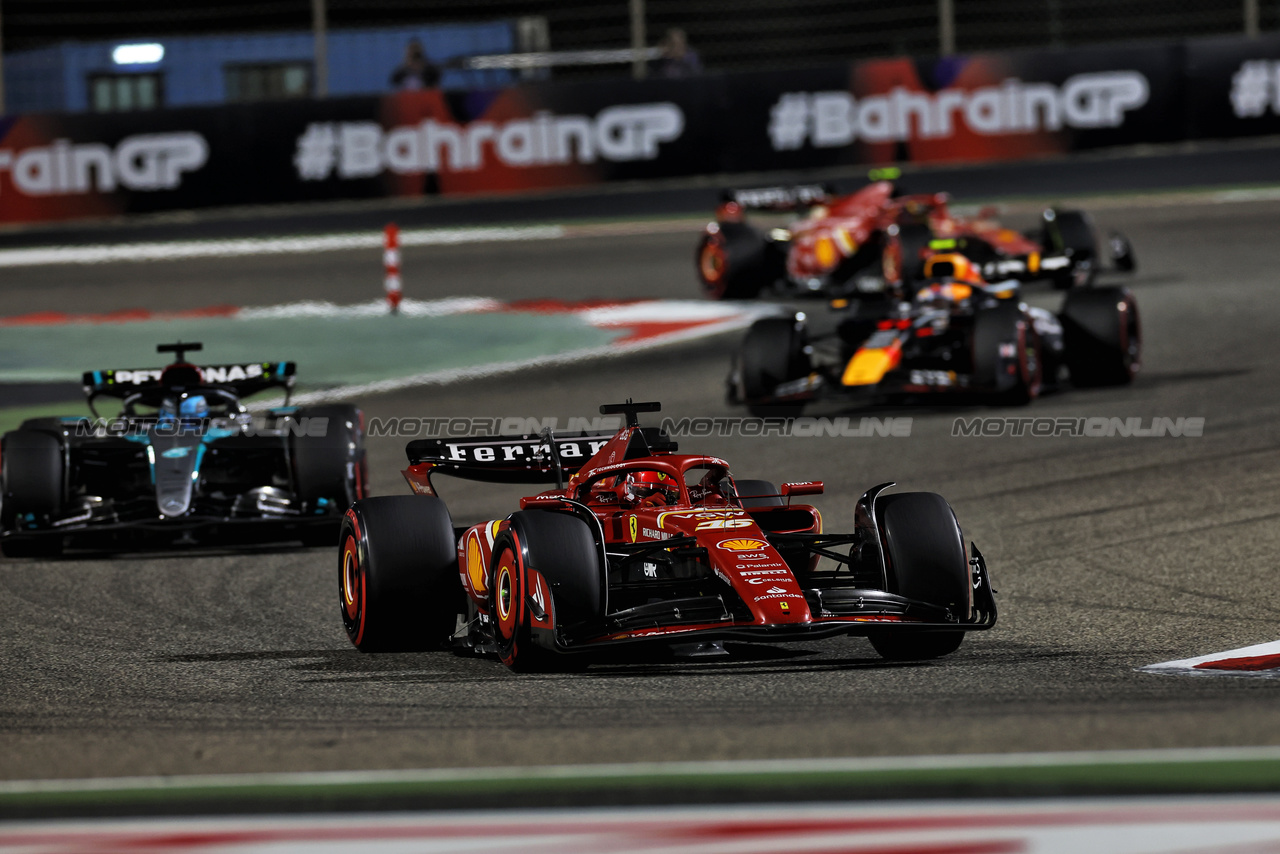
[406,433,616,484]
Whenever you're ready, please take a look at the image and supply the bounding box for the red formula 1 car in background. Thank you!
[338,401,996,670]
[695,180,1135,300]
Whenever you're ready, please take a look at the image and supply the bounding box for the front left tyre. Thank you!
[1,430,65,558]
[491,510,603,673]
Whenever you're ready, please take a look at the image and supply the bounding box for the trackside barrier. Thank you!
[2,32,1280,225]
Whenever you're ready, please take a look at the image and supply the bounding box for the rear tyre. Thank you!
[339,495,460,652]
[293,404,366,515]
[971,303,1041,405]
[867,492,969,661]
[1061,286,1141,387]
[697,222,779,300]
[739,317,810,417]
[1041,209,1098,290]
[492,510,602,673]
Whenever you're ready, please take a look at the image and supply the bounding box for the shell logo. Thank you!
[718,538,768,551]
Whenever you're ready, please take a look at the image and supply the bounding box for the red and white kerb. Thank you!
[1142,638,1280,678]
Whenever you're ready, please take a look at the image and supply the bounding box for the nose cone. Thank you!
[151,431,202,518]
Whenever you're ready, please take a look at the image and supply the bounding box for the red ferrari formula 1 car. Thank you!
[695,180,1134,299]
[338,401,995,670]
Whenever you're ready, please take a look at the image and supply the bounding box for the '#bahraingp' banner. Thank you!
[0,34,1273,224]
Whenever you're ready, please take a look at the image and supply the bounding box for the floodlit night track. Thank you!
[2,188,1280,799]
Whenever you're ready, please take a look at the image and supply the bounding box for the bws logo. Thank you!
[0,133,209,197]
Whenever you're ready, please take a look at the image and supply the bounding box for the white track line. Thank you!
[236,297,502,320]
[2,746,1279,796]
[0,226,565,267]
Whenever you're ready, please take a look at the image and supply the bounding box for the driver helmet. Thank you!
[179,395,209,418]
[625,470,679,505]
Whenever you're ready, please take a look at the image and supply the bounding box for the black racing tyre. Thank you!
[17,417,68,435]
[867,491,969,661]
[734,479,783,508]
[890,223,934,285]
[971,302,1041,405]
[492,510,603,672]
[1041,209,1098,290]
[696,222,779,300]
[1060,286,1141,387]
[2,430,64,527]
[739,317,810,417]
[293,403,366,514]
[339,495,460,652]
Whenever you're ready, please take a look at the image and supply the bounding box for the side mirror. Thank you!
[781,481,824,497]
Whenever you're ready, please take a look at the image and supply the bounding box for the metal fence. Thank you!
[3,0,1275,73]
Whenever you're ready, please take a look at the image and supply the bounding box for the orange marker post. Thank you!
[384,223,402,314]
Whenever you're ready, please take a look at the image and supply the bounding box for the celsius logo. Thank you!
[0,133,209,196]
[769,72,1150,150]
[294,104,685,180]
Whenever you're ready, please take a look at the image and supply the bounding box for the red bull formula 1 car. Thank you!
[338,401,996,669]
[695,180,1135,299]
[728,253,1141,414]
[0,342,366,556]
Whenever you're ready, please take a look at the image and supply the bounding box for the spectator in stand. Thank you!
[655,28,702,77]
[390,38,441,90]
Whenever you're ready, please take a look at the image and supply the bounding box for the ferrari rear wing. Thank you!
[406,433,615,485]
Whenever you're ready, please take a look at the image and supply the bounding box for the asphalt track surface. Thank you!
[3,191,1280,787]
